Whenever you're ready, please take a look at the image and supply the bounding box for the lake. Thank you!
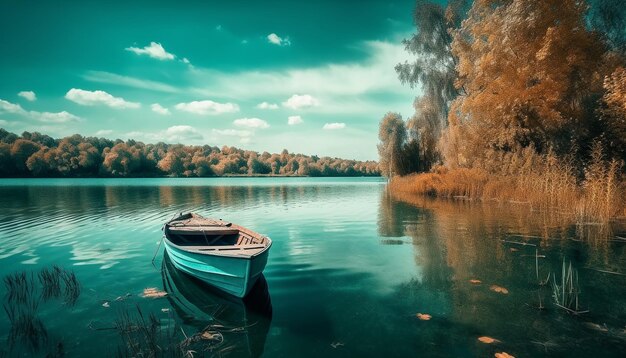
[0,177,625,357]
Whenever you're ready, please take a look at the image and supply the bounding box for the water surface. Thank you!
[0,178,624,357]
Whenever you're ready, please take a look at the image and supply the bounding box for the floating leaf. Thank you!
[509,248,519,252]
[490,285,509,294]
[495,352,515,358]
[416,313,432,321]
[330,342,344,348]
[584,322,608,332]
[102,301,110,308]
[161,308,170,313]
[142,287,167,298]
[200,331,221,340]
[115,293,132,301]
[478,336,499,344]
[469,279,482,284]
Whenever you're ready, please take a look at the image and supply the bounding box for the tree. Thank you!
[10,139,40,174]
[396,0,466,171]
[598,66,626,161]
[445,0,607,169]
[378,112,407,177]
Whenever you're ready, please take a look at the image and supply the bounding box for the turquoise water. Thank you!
[0,177,625,357]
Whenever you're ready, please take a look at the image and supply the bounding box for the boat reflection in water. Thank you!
[162,252,272,357]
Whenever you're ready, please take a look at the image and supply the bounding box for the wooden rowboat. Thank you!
[163,212,272,298]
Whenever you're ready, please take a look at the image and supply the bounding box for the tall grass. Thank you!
[389,145,624,225]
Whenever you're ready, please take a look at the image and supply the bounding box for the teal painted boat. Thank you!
[163,213,272,298]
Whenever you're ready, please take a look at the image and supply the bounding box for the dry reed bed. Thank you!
[389,151,624,224]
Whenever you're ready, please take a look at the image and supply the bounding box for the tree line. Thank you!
[379,0,625,177]
[0,129,380,177]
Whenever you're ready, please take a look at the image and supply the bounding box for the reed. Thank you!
[2,266,81,354]
[114,305,189,358]
[4,271,36,305]
[389,147,624,227]
[38,266,62,301]
[59,269,81,306]
[550,259,588,314]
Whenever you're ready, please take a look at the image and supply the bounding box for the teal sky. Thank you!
[0,0,420,160]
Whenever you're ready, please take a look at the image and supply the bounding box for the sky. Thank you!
[0,0,421,160]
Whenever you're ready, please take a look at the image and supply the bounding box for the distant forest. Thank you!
[0,129,380,177]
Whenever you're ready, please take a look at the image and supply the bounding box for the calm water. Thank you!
[0,177,625,357]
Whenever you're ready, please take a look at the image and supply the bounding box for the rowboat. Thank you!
[163,212,272,298]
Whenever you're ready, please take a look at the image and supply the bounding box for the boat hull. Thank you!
[164,240,270,298]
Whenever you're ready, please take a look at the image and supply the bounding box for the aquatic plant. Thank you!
[3,300,47,350]
[551,260,588,314]
[59,269,81,306]
[4,271,36,305]
[2,266,81,354]
[38,266,62,300]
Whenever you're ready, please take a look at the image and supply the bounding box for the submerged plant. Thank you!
[2,266,81,354]
[551,259,588,314]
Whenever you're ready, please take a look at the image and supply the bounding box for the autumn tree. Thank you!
[10,139,40,174]
[378,112,407,177]
[445,0,608,170]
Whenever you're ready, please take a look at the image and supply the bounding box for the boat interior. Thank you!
[165,213,269,254]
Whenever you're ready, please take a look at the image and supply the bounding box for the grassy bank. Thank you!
[389,151,625,224]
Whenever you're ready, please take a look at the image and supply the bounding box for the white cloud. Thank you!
[36,111,80,123]
[233,117,269,129]
[323,122,346,130]
[126,125,203,143]
[164,125,203,142]
[267,33,290,46]
[187,40,414,116]
[65,88,140,109]
[212,129,253,138]
[182,57,190,64]
[212,128,253,144]
[283,94,320,110]
[0,99,23,113]
[18,91,36,102]
[288,115,303,125]
[96,129,113,136]
[256,101,279,110]
[0,119,8,126]
[125,42,175,60]
[151,103,171,115]
[175,100,239,115]
[0,99,80,123]
[83,71,178,93]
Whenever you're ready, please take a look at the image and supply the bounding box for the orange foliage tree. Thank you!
[445,0,611,169]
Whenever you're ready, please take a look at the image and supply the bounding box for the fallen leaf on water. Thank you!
[495,352,515,358]
[490,285,509,294]
[478,336,499,344]
[416,313,432,321]
[200,331,221,341]
[161,308,170,313]
[102,301,110,308]
[469,279,482,284]
[509,247,519,252]
[584,322,608,332]
[331,342,344,348]
[115,293,132,301]
[142,287,168,298]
